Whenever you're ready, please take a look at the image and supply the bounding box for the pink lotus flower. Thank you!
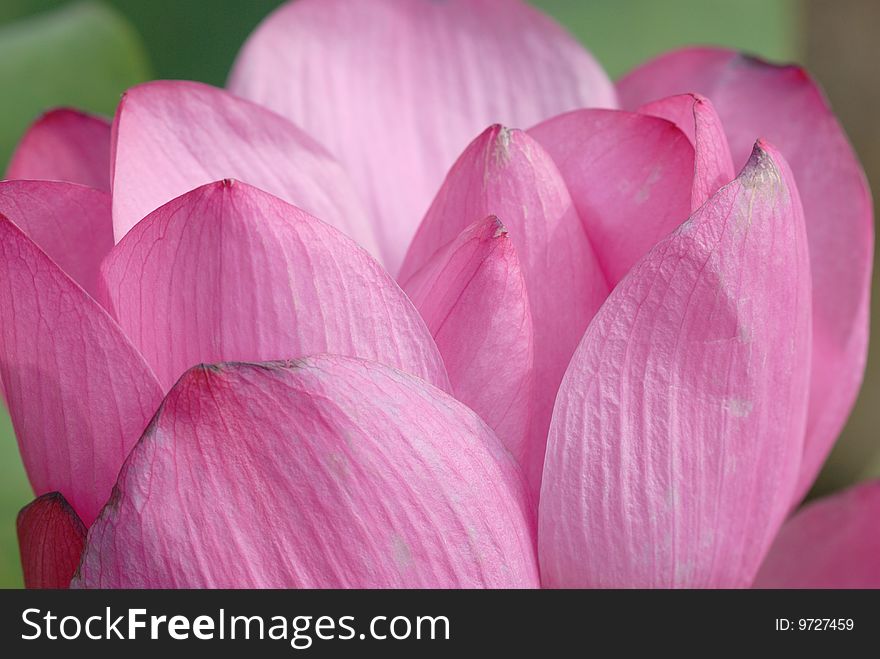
[2,0,875,589]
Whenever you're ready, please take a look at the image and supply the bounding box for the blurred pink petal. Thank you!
[74,356,539,588]
[400,126,607,495]
[618,47,874,501]
[229,0,617,272]
[110,81,378,256]
[529,110,694,286]
[636,94,735,209]
[0,180,112,300]
[0,216,163,525]
[17,492,86,589]
[6,109,111,192]
[754,481,880,588]
[101,180,448,393]
[403,216,534,468]
[540,142,812,588]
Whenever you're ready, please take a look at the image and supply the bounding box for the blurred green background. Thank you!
[0,0,875,587]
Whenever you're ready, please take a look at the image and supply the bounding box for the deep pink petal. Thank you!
[754,481,880,588]
[619,48,874,500]
[6,109,111,192]
[529,110,694,286]
[17,492,86,589]
[0,216,163,525]
[229,0,616,272]
[403,216,534,467]
[400,126,608,495]
[74,356,539,588]
[636,94,735,210]
[0,180,112,300]
[540,142,812,588]
[110,80,378,257]
[101,180,448,393]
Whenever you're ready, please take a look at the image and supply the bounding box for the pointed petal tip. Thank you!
[17,491,87,589]
[104,184,449,393]
[229,0,615,270]
[736,52,809,78]
[619,45,872,501]
[6,107,112,191]
[735,141,805,212]
[0,209,164,525]
[487,215,509,239]
[178,358,311,387]
[738,138,789,183]
[110,80,379,254]
[470,214,509,241]
[540,125,812,587]
[33,107,96,126]
[76,355,537,588]
[17,492,81,528]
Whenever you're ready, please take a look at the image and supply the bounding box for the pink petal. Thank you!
[17,492,86,589]
[636,94,735,210]
[403,216,534,467]
[0,216,163,525]
[5,108,111,192]
[0,180,112,300]
[754,481,880,588]
[74,356,539,588]
[619,48,874,500]
[529,110,695,287]
[101,180,448,393]
[539,142,812,588]
[110,81,378,257]
[399,126,608,495]
[229,0,616,272]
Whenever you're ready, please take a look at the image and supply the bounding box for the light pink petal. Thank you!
[400,126,608,495]
[619,48,874,500]
[403,216,534,467]
[0,180,112,300]
[110,80,378,257]
[636,94,735,210]
[17,492,86,589]
[0,216,163,525]
[529,110,694,287]
[74,356,539,588]
[540,142,812,588]
[229,0,616,272]
[101,180,448,393]
[754,481,880,588]
[5,108,111,192]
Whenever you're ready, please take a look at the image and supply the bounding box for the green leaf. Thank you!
[0,0,151,168]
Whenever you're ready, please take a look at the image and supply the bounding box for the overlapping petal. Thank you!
[74,357,539,588]
[618,47,874,500]
[754,481,880,588]
[400,126,607,494]
[101,180,448,393]
[636,94,735,210]
[110,80,378,255]
[529,110,694,286]
[5,108,111,192]
[17,492,86,589]
[229,0,617,271]
[0,180,112,300]
[0,215,163,525]
[403,216,534,466]
[540,142,812,588]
